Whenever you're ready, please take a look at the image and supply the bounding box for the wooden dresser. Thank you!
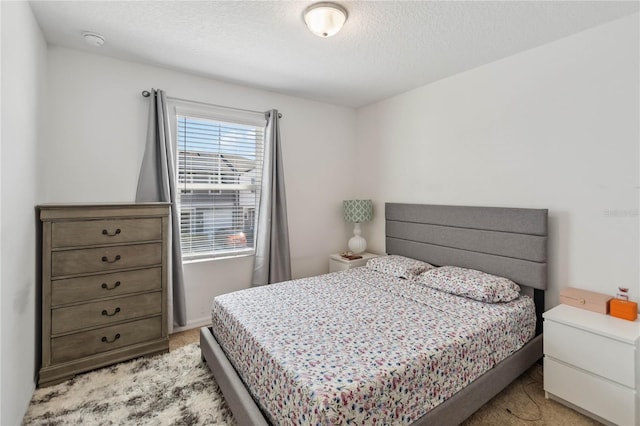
[38,203,170,386]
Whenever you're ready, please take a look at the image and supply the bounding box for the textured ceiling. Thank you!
[29,1,639,108]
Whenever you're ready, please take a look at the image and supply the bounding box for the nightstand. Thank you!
[543,304,640,425]
[329,253,379,273]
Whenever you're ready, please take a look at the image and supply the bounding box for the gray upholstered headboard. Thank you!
[386,203,548,291]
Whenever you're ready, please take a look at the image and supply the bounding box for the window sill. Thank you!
[182,251,255,265]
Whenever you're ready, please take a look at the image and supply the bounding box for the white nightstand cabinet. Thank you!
[543,304,640,425]
[329,253,379,273]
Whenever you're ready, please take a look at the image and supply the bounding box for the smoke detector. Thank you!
[83,32,105,47]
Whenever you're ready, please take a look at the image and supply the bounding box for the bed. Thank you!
[200,203,548,425]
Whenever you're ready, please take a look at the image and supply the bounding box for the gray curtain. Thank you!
[136,89,187,327]
[252,110,292,285]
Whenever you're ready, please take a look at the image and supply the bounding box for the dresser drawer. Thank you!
[545,357,636,426]
[545,320,636,388]
[51,268,162,306]
[51,316,162,364]
[52,243,161,277]
[52,292,162,335]
[51,218,161,248]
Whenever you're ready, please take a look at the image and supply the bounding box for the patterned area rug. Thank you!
[23,343,235,425]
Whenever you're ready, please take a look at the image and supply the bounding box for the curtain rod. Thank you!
[141,90,282,119]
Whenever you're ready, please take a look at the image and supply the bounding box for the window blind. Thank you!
[176,114,264,259]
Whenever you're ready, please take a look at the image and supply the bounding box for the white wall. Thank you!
[0,2,47,424]
[42,47,357,329]
[356,14,639,309]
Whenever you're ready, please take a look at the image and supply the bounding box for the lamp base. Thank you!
[348,223,367,254]
[348,235,367,254]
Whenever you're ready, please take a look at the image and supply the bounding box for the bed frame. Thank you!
[200,203,548,425]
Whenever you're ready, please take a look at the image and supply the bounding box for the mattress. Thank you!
[211,266,536,425]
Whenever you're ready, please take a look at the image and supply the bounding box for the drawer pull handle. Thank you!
[102,228,121,237]
[101,281,121,290]
[101,333,121,344]
[101,255,121,263]
[101,307,121,317]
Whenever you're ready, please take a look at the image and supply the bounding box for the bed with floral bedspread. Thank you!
[211,264,535,425]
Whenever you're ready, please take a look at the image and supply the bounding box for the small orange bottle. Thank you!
[610,287,638,321]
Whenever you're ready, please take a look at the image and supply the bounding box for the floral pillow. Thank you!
[366,255,435,280]
[418,266,521,302]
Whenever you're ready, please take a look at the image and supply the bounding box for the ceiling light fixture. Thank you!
[303,2,348,38]
[83,32,105,47]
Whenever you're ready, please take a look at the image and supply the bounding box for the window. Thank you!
[173,106,265,260]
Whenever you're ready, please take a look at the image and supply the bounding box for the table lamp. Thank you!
[343,199,373,254]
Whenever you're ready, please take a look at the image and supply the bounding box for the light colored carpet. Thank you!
[24,332,600,425]
[463,364,600,426]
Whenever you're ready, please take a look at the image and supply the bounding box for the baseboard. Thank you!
[172,317,211,333]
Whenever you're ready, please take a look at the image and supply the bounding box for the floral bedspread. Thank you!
[211,267,535,425]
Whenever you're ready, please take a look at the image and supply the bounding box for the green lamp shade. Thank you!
[343,199,373,223]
